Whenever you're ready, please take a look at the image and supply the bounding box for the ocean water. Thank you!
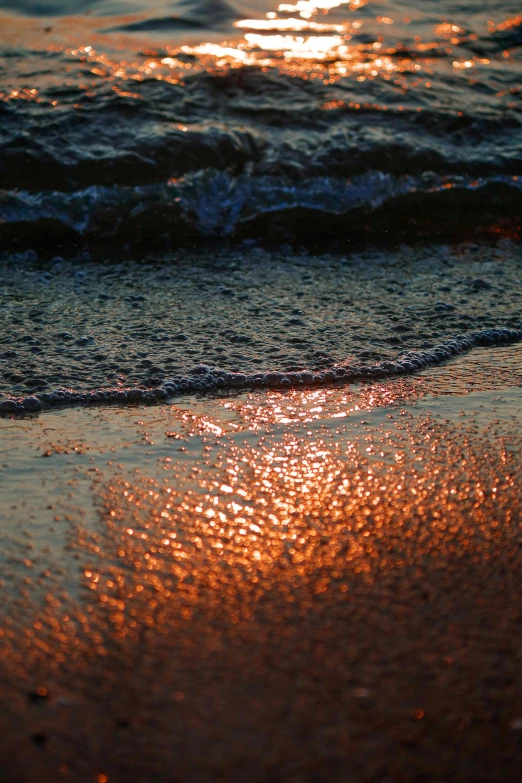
[0,0,521,247]
[1,2,522,410]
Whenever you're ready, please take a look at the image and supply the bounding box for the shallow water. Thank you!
[1,0,521,246]
[1,243,522,407]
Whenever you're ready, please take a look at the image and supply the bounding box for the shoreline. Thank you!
[1,324,522,414]
[2,1,522,778]
[2,241,522,408]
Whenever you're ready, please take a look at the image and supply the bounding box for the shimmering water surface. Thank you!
[1,0,521,244]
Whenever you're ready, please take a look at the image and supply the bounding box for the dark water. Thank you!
[0,0,521,247]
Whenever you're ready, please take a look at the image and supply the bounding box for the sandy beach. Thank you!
[2,0,522,778]
[1,315,522,781]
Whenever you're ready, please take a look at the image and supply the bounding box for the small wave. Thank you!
[104,0,241,32]
[104,17,208,32]
[0,0,103,15]
[1,170,521,248]
[2,326,521,414]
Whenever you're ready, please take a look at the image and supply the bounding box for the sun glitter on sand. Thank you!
[1,346,522,781]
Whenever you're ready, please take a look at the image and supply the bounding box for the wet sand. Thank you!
[1,344,522,781]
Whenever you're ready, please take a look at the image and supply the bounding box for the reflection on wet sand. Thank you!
[1,352,522,780]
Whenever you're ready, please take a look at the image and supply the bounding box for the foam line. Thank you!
[1,327,520,415]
